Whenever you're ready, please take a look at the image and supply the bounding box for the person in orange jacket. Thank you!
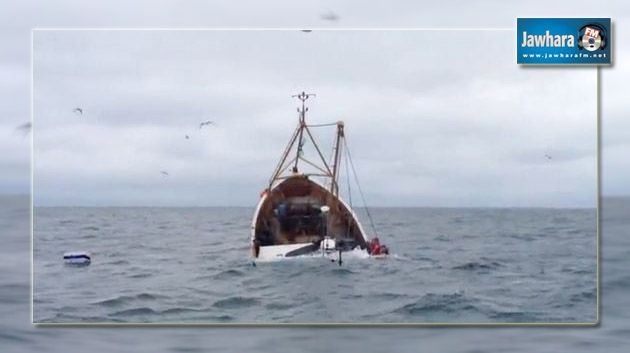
[369,237,381,255]
[368,237,390,255]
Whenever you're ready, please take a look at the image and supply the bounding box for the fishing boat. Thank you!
[250,92,386,263]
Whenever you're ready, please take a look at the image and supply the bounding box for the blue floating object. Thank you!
[63,251,91,265]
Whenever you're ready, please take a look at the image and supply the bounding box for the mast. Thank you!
[330,121,344,196]
[292,91,314,172]
[268,92,341,192]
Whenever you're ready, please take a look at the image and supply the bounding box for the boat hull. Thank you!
[256,243,321,261]
[255,243,370,262]
[251,175,368,259]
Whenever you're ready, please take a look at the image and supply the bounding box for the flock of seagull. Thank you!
[10,10,556,180]
[15,105,555,183]
[14,107,217,178]
[12,10,341,138]
[162,120,217,177]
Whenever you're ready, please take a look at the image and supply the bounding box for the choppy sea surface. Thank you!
[31,205,596,324]
[5,196,630,352]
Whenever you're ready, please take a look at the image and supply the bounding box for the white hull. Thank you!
[255,245,370,262]
[257,243,315,261]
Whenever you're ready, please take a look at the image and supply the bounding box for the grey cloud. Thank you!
[0,1,627,203]
[31,30,598,207]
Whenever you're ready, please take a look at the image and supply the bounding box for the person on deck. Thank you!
[369,237,381,255]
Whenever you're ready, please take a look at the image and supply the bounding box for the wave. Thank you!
[603,274,630,290]
[110,307,158,317]
[210,269,245,280]
[105,305,216,321]
[434,234,450,242]
[137,293,163,300]
[129,272,153,279]
[93,293,165,307]
[561,267,593,275]
[106,259,130,265]
[452,260,503,271]
[0,284,30,304]
[328,267,356,276]
[393,292,479,315]
[566,228,586,235]
[570,290,596,302]
[264,302,294,310]
[488,311,541,322]
[374,292,410,300]
[0,330,32,344]
[509,233,540,241]
[39,312,127,323]
[348,292,409,301]
[212,296,259,309]
[204,314,234,322]
[161,307,206,315]
[93,297,131,307]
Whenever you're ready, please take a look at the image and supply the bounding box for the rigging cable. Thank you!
[326,130,337,190]
[343,138,378,237]
[306,122,339,128]
[344,139,354,234]
[344,141,353,208]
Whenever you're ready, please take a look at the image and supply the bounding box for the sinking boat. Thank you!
[251,92,384,262]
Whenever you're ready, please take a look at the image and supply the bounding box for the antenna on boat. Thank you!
[291,92,315,171]
[291,91,316,122]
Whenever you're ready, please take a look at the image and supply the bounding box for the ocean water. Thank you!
[32,205,596,323]
[3,196,630,351]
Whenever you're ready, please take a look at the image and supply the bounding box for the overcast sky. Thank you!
[1,0,628,207]
[31,29,597,207]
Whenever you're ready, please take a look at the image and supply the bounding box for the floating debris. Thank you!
[63,251,91,265]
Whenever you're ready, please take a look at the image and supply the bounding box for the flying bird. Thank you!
[73,108,83,115]
[185,135,190,140]
[320,11,339,22]
[301,29,312,33]
[160,171,169,177]
[199,120,215,129]
[15,122,32,136]
[544,153,552,160]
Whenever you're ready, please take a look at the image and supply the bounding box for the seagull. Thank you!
[320,11,339,22]
[15,122,32,136]
[185,135,190,140]
[160,171,169,177]
[73,108,83,115]
[199,120,215,129]
[545,154,552,160]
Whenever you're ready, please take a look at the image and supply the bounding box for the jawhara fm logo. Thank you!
[578,24,607,52]
[517,18,611,65]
